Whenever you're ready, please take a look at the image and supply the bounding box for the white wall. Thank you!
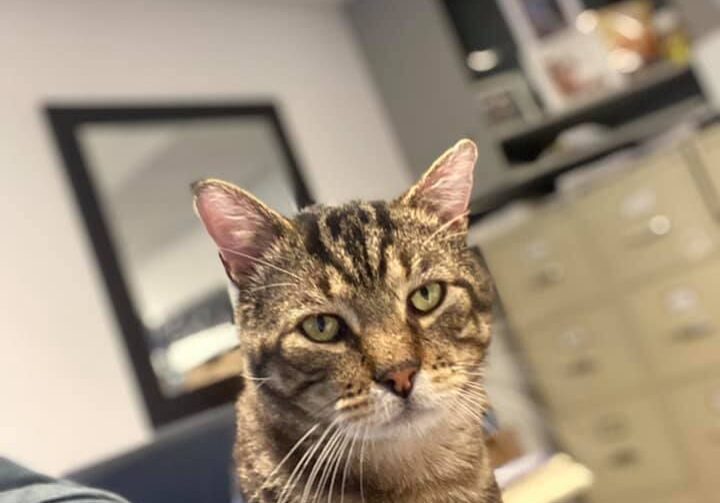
[0,0,408,475]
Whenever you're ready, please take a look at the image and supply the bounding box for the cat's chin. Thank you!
[357,403,445,441]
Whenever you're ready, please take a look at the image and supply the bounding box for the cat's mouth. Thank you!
[395,402,432,423]
[362,398,444,439]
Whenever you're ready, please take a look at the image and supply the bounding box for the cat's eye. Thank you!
[409,282,445,314]
[300,314,343,342]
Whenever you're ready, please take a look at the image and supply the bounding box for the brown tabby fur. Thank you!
[194,141,502,502]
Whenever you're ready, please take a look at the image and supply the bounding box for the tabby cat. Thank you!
[193,139,501,503]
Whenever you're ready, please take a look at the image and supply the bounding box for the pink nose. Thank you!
[381,366,418,398]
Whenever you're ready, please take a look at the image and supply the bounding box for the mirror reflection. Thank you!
[78,115,303,396]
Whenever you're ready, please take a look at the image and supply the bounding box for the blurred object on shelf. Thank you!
[654,7,691,65]
[498,0,624,112]
[498,0,584,45]
[498,453,594,503]
[520,29,624,112]
[471,71,542,135]
[539,122,611,158]
[595,1,660,74]
[576,1,691,75]
[519,0,571,39]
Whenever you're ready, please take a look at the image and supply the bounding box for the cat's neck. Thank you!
[237,389,493,501]
[360,411,490,493]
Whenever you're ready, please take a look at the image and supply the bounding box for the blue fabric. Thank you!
[66,405,237,503]
[0,458,128,503]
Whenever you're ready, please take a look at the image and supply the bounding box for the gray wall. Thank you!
[673,0,720,39]
[1,0,408,474]
[346,0,506,201]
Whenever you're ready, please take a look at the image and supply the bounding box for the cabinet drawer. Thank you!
[651,493,703,503]
[575,150,717,282]
[669,378,720,503]
[627,260,720,378]
[516,309,646,409]
[481,207,599,327]
[694,125,720,214]
[590,489,700,503]
[555,399,685,499]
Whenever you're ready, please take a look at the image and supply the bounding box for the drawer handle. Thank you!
[608,448,639,468]
[564,357,597,377]
[531,262,565,288]
[671,320,715,343]
[622,214,672,247]
[594,416,630,441]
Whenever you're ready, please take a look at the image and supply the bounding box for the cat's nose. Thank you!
[379,365,418,399]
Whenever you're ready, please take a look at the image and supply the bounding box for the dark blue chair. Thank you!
[66,405,239,503]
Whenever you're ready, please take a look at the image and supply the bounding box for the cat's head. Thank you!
[193,139,494,439]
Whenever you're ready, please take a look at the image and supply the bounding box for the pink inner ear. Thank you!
[194,185,276,280]
[417,140,476,223]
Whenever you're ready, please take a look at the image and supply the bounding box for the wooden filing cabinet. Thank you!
[627,259,720,379]
[514,307,647,410]
[652,492,703,503]
[480,206,600,328]
[473,129,720,503]
[668,377,720,503]
[574,150,718,284]
[553,398,687,502]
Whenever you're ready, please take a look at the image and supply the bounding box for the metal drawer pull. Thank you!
[594,416,630,441]
[532,262,565,288]
[671,320,715,343]
[608,448,639,468]
[622,214,672,246]
[565,357,597,377]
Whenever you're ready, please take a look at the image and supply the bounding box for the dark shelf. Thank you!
[500,64,703,164]
[471,97,712,220]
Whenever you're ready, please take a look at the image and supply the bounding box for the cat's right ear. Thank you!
[192,179,290,284]
[400,139,477,228]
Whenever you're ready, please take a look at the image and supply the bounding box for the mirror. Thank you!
[48,105,311,425]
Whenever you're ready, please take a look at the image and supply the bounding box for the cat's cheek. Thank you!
[477,315,492,345]
[455,314,491,342]
[274,333,354,386]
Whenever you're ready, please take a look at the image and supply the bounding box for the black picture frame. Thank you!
[46,103,313,427]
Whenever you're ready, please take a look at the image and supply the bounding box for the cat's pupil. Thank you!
[317,316,326,332]
[420,287,429,299]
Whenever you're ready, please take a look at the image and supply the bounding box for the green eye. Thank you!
[300,314,342,342]
[409,282,445,314]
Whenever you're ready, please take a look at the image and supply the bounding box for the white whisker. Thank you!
[279,419,339,503]
[248,282,297,292]
[218,246,303,281]
[304,427,344,503]
[340,429,360,503]
[326,431,353,503]
[239,374,271,382]
[359,424,369,503]
[251,422,320,501]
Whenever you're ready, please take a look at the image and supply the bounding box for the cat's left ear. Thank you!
[400,139,477,227]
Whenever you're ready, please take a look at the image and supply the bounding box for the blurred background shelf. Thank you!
[471,97,709,217]
[349,0,710,219]
[499,63,701,163]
